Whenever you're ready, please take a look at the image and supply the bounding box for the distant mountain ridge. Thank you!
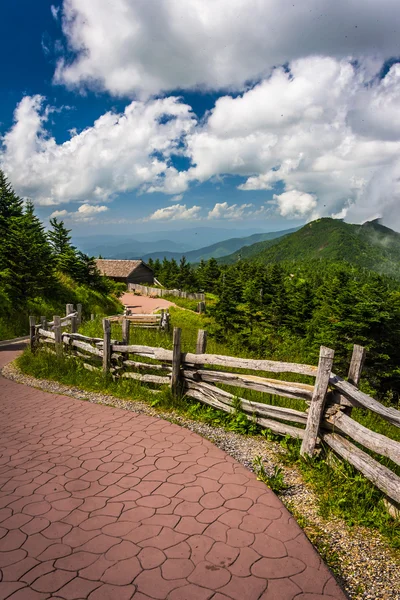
[221,218,400,278]
[141,227,299,263]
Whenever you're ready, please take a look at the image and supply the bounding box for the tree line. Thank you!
[0,171,120,337]
[149,254,400,403]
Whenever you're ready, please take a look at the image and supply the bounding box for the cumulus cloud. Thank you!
[145,203,201,221]
[55,0,400,97]
[50,203,108,221]
[207,202,255,220]
[184,58,400,227]
[0,95,195,205]
[271,191,317,219]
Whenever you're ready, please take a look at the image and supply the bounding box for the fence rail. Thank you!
[31,318,400,511]
[128,283,205,301]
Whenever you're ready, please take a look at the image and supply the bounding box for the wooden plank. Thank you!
[184,368,313,400]
[171,327,182,396]
[322,432,400,505]
[184,380,308,425]
[53,316,62,357]
[68,339,103,357]
[40,316,48,330]
[123,360,172,372]
[325,411,400,466]
[196,330,208,355]
[38,329,55,339]
[330,374,400,427]
[111,344,173,362]
[103,319,111,374]
[66,303,74,317]
[64,333,103,343]
[120,373,170,384]
[301,346,335,457]
[29,316,36,351]
[38,337,55,345]
[182,352,317,377]
[339,345,366,410]
[75,350,102,362]
[70,315,77,334]
[185,383,305,438]
[77,304,82,327]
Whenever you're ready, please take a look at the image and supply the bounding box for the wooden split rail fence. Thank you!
[128,283,205,301]
[31,319,400,512]
[108,310,170,332]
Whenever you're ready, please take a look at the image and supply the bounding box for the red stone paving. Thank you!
[0,344,347,599]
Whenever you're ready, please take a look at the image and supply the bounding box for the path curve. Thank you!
[120,292,175,315]
[0,345,347,600]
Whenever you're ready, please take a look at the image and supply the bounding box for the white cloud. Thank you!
[51,5,60,20]
[170,194,183,202]
[146,203,201,221]
[0,95,195,205]
[55,0,400,97]
[207,202,254,220]
[184,58,400,227]
[50,203,108,222]
[272,191,317,219]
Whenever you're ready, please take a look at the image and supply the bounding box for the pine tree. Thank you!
[5,201,56,304]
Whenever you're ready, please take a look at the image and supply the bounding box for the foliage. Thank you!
[0,171,122,339]
[253,456,289,493]
[221,217,400,279]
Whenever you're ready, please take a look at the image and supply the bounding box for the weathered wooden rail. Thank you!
[128,283,205,301]
[31,319,400,511]
[108,309,170,331]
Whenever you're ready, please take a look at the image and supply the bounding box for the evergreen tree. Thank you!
[4,201,56,305]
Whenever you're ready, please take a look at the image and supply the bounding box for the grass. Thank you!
[16,304,400,551]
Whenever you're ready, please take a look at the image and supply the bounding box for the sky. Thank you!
[1,0,400,236]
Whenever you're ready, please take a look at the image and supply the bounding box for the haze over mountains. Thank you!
[73,227,297,263]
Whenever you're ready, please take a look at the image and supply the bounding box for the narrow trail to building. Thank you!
[0,297,347,599]
[120,292,175,315]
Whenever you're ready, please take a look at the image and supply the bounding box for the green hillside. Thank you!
[143,227,299,263]
[222,218,400,278]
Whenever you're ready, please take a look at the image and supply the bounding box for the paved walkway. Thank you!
[120,293,175,315]
[0,345,347,600]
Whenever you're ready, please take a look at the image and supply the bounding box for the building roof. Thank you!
[95,259,151,278]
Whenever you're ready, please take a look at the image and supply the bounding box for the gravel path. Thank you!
[3,360,399,600]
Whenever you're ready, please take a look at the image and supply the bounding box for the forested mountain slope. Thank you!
[222,218,400,278]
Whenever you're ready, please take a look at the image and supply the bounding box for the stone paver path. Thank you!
[0,345,347,600]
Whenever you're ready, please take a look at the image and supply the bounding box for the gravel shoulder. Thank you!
[2,360,399,600]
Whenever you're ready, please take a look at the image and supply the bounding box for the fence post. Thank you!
[122,318,130,362]
[339,345,366,415]
[40,316,47,330]
[196,329,207,355]
[54,316,62,357]
[301,346,335,457]
[29,316,36,351]
[103,319,111,375]
[66,303,74,317]
[171,327,182,397]
[77,304,82,327]
[70,315,77,334]
[91,313,95,321]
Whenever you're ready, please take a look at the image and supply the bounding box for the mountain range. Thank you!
[73,227,298,263]
[221,218,400,279]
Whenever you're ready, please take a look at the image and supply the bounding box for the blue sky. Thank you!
[1,0,400,235]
